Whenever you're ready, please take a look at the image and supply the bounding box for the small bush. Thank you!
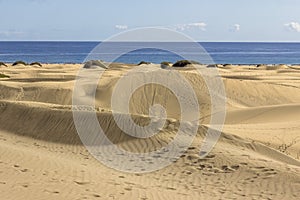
[266,65,285,70]
[172,60,200,67]
[223,64,232,67]
[0,62,7,67]
[0,73,9,78]
[83,60,107,69]
[30,62,42,67]
[12,61,27,66]
[207,64,217,68]
[161,61,172,66]
[256,64,266,68]
[161,61,172,69]
[138,61,151,65]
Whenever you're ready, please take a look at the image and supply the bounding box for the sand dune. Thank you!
[0,63,299,199]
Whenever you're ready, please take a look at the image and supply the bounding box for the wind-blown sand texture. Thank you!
[0,63,299,199]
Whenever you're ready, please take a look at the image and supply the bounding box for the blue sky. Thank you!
[1,0,300,41]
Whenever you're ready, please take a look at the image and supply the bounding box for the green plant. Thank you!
[30,62,42,67]
[161,61,172,66]
[12,61,27,66]
[256,64,265,68]
[0,73,10,78]
[138,61,151,65]
[0,62,7,67]
[172,60,200,67]
[274,136,300,154]
[207,64,217,68]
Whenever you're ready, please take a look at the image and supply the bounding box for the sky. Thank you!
[1,0,300,41]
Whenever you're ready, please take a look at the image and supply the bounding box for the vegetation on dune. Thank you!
[172,60,200,67]
[0,62,8,67]
[138,61,151,65]
[12,61,27,66]
[256,64,266,68]
[263,136,300,159]
[83,60,107,69]
[30,62,42,67]
[161,61,172,66]
[0,73,10,78]
[207,64,218,68]
[265,65,286,70]
[160,61,172,69]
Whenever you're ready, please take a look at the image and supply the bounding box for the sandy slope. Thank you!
[0,63,299,199]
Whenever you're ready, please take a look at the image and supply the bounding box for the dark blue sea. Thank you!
[1,41,300,64]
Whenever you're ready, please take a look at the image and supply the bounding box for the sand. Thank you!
[0,63,299,199]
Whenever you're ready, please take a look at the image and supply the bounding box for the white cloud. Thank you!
[0,30,24,37]
[175,22,207,31]
[229,24,240,32]
[115,25,128,30]
[285,22,300,32]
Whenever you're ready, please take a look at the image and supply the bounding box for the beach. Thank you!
[0,62,300,199]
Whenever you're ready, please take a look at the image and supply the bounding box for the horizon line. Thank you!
[1,40,300,43]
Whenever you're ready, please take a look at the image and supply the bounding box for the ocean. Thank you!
[1,41,300,64]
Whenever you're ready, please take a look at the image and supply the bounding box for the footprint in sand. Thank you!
[20,168,29,173]
[166,187,176,190]
[124,187,132,191]
[197,154,216,162]
[246,166,278,181]
[186,154,199,161]
[195,163,229,175]
[0,102,6,109]
[231,165,240,170]
[221,165,235,172]
[74,181,90,185]
[187,147,197,151]
[206,154,216,159]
